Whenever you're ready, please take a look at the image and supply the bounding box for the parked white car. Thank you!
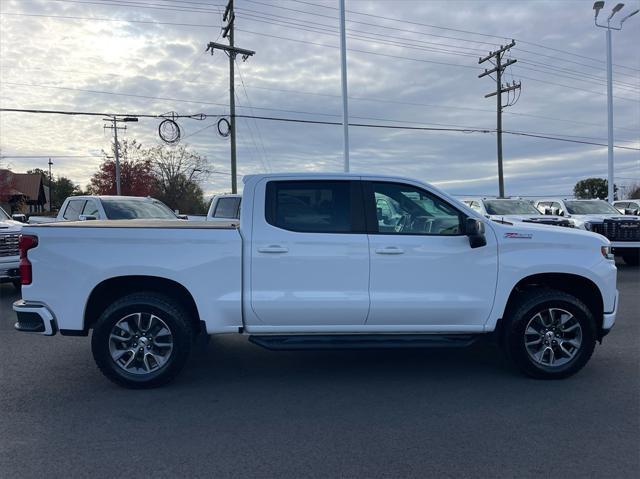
[613,200,640,216]
[534,198,640,265]
[206,194,241,224]
[0,206,22,290]
[14,173,618,388]
[462,197,574,228]
[28,195,183,223]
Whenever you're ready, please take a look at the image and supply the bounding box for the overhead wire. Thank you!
[2,108,638,151]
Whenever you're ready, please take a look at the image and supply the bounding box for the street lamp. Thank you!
[592,2,639,203]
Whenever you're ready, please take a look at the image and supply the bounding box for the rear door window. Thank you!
[265,180,363,233]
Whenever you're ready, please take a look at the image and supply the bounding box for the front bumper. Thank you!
[610,241,640,249]
[13,300,57,336]
[602,290,618,332]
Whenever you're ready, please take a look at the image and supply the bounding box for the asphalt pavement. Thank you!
[0,263,638,478]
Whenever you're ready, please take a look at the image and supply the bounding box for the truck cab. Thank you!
[206,194,241,224]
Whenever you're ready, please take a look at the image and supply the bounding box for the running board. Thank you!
[248,334,481,351]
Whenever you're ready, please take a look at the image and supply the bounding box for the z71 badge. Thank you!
[504,232,533,239]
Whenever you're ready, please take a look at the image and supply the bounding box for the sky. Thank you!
[1,0,639,199]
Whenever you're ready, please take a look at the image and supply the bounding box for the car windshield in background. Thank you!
[0,207,10,220]
[101,199,177,220]
[484,200,540,215]
[564,201,620,215]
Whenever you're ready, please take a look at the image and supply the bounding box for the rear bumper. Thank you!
[13,300,57,336]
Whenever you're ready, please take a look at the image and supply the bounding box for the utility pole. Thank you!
[339,0,350,172]
[592,1,639,203]
[479,40,520,198]
[48,158,53,212]
[103,116,138,195]
[207,0,255,194]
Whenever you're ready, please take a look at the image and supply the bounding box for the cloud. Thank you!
[0,0,638,200]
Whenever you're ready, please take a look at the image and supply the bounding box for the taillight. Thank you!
[19,234,38,285]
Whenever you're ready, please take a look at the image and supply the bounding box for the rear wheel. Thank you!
[504,289,596,379]
[91,293,194,388]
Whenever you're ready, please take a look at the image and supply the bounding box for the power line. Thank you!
[2,107,639,150]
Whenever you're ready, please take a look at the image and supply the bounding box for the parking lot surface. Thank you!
[1,263,638,478]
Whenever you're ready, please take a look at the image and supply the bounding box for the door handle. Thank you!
[375,246,404,255]
[257,245,289,253]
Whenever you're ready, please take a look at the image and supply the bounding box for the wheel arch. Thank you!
[83,275,202,334]
[498,273,605,341]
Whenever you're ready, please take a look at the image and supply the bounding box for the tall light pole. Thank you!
[592,1,639,203]
[339,0,350,172]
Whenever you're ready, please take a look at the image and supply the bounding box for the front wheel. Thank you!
[91,293,194,388]
[504,289,597,379]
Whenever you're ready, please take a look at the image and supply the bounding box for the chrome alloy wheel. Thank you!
[108,313,173,375]
[524,308,583,368]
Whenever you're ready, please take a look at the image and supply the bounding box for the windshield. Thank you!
[484,200,540,215]
[101,198,177,220]
[564,200,620,215]
[0,206,10,220]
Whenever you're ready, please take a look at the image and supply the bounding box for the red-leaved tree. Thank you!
[88,140,156,196]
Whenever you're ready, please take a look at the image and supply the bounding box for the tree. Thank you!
[89,139,156,196]
[145,144,210,214]
[628,183,640,199]
[573,178,618,200]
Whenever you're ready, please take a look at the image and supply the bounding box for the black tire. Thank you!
[91,292,194,389]
[503,288,597,379]
[621,250,640,266]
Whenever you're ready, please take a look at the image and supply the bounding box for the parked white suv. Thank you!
[535,198,640,265]
[462,197,574,228]
[0,206,22,290]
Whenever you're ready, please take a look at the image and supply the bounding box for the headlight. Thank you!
[601,246,614,260]
[584,222,593,231]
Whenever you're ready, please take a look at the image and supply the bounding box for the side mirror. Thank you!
[465,217,486,248]
[78,214,97,221]
[12,214,28,223]
[176,214,189,220]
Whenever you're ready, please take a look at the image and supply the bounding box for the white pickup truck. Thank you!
[28,195,183,224]
[14,173,618,388]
